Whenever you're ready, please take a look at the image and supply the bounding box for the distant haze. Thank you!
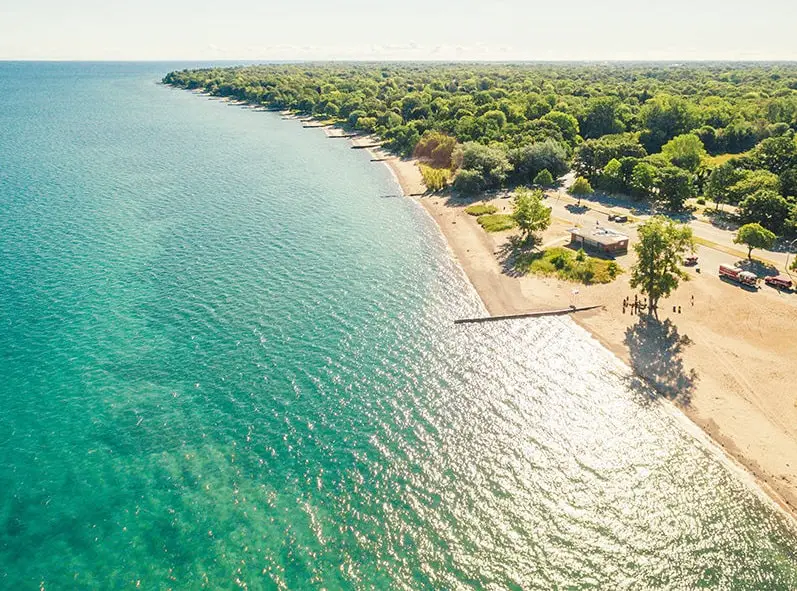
[1,0,796,61]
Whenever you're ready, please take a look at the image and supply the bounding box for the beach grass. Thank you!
[419,164,451,192]
[465,203,498,216]
[515,246,622,284]
[477,214,516,232]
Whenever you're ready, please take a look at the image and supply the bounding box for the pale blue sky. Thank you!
[1,0,796,61]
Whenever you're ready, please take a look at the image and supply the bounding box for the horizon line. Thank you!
[3,58,797,65]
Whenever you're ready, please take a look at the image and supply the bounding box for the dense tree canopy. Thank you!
[164,63,797,233]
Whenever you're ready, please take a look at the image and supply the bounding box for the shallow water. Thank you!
[0,62,795,589]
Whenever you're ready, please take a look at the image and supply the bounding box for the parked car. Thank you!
[608,214,628,223]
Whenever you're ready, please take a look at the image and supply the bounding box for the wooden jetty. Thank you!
[351,143,383,150]
[454,305,603,325]
[303,124,330,128]
[370,158,391,162]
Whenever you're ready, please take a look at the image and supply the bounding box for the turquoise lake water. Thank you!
[0,62,796,589]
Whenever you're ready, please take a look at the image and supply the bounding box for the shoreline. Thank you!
[197,99,797,525]
[370,148,797,526]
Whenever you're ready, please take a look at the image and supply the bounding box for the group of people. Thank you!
[622,294,695,315]
[623,295,647,315]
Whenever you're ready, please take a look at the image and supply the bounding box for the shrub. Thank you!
[477,214,517,232]
[533,169,555,186]
[574,264,595,284]
[696,197,706,205]
[465,203,498,216]
[550,250,571,269]
[570,177,594,197]
[453,169,485,194]
[514,247,622,284]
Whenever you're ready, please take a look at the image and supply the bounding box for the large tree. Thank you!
[630,217,695,315]
[630,162,659,199]
[639,95,700,153]
[726,169,780,205]
[657,166,695,210]
[511,188,551,245]
[580,97,624,139]
[750,133,797,175]
[599,158,625,193]
[661,134,707,172]
[706,161,744,209]
[734,223,777,259]
[541,110,580,144]
[737,190,792,234]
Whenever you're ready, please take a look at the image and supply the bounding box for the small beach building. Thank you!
[568,227,629,255]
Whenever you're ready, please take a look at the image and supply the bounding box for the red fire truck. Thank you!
[719,264,758,287]
[764,275,793,290]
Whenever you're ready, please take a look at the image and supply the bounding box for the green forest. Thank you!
[164,63,797,237]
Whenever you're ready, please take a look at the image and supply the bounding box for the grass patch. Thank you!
[703,152,746,167]
[693,235,745,258]
[477,214,516,232]
[515,246,623,284]
[465,203,498,216]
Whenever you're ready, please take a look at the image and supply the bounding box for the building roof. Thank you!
[569,227,629,246]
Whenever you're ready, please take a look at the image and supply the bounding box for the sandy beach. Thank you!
[361,147,797,522]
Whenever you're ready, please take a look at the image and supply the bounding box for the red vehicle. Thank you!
[719,264,758,287]
[684,256,698,266]
[764,275,793,290]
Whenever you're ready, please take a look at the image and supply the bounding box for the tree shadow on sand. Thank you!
[623,317,698,405]
[565,203,590,215]
[704,209,740,232]
[497,235,540,278]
